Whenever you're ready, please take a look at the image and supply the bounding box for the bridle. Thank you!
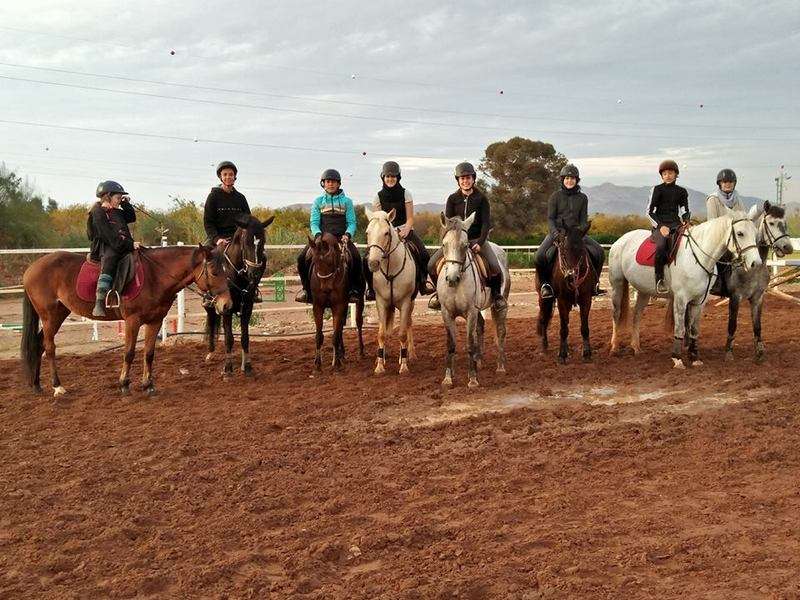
[366,217,411,307]
[684,217,758,274]
[554,233,592,292]
[138,248,228,305]
[759,213,791,253]
[311,241,345,282]
[219,229,266,297]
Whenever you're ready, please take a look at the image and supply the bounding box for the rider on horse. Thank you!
[648,159,690,294]
[202,161,260,302]
[427,162,507,311]
[87,180,140,317]
[707,168,744,297]
[535,164,605,299]
[295,168,364,304]
[365,161,435,301]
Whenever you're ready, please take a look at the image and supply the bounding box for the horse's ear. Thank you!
[763,200,772,213]
[262,215,275,228]
[199,243,212,259]
[307,234,316,247]
[439,211,447,227]
[364,206,373,221]
[463,212,476,231]
[234,213,250,228]
[387,208,396,223]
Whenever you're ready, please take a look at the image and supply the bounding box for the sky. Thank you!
[1,0,798,212]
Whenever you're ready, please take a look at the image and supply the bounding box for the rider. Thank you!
[365,161,435,301]
[295,168,364,303]
[427,162,507,311]
[707,168,744,297]
[647,159,690,294]
[203,161,261,302]
[535,164,606,299]
[87,180,139,317]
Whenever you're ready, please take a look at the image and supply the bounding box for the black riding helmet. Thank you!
[381,161,401,180]
[559,164,580,181]
[216,161,238,178]
[658,159,680,175]
[454,161,476,180]
[716,168,737,186]
[95,180,127,198]
[320,168,342,188]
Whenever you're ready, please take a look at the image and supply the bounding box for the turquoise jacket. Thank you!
[310,190,357,237]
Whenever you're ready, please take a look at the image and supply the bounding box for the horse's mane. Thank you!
[766,204,786,219]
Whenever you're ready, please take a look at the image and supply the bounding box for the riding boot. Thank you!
[710,262,729,297]
[252,287,263,303]
[92,274,113,317]
[295,252,311,303]
[536,262,554,299]
[654,255,668,294]
[364,259,376,301]
[427,262,440,309]
[489,275,507,310]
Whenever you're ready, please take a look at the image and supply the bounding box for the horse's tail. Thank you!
[663,295,675,335]
[204,306,219,348]
[20,291,43,386]
[617,278,630,331]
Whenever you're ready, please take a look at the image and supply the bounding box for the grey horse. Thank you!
[436,213,510,388]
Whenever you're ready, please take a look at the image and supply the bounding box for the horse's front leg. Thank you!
[222,311,235,376]
[466,310,480,388]
[686,302,704,367]
[750,294,766,363]
[725,295,740,362]
[631,291,650,355]
[43,304,70,397]
[313,304,324,372]
[141,321,160,396]
[671,296,689,369]
[557,298,570,364]
[374,302,387,375]
[119,317,142,395]
[240,298,254,376]
[356,297,365,358]
[580,294,592,362]
[492,300,508,374]
[398,300,412,374]
[441,311,457,388]
[331,303,347,371]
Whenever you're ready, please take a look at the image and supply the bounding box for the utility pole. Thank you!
[774,164,792,206]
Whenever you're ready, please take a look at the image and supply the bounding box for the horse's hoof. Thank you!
[672,358,686,369]
[32,384,43,395]
[120,385,130,396]
[467,378,479,389]
[557,356,567,365]
[374,363,385,375]
[399,363,409,374]
[145,385,157,397]
[496,365,506,374]
[242,365,254,377]
[691,360,704,367]
[53,386,67,398]
[441,377,453,388]
[755,353,765,365]
[582,354,592,363]
[205,353,213,362]
[724,352,734,362]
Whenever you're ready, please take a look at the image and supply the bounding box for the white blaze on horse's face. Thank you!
[728,216,762,271]
[366,210,392,272]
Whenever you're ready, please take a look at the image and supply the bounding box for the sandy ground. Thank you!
[1,292,800,598]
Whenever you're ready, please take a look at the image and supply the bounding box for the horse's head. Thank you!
[233,214,274,281]
[555,222,591,281]
[727,212,762,271]
[753,201,793,257]
[195,244,233,314]
[364,206,397,273]
[440,212,473,287]
[308,232,343,289]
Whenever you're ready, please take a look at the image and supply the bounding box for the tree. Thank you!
[0,163,53,248]
[478,137,567,241]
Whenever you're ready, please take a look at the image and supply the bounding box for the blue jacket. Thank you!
[310,190,357,237]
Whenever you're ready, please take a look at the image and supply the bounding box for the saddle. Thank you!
[635,224,688,267]
[76,252,144,304]
[435,249,489,281]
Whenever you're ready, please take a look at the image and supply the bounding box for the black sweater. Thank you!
[647,182,689,229]
[87,201,136,256]
[547,187,588,233]
[445,189,490,246]
[203,186,251,242]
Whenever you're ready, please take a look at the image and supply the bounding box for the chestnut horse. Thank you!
[21,245,232,397]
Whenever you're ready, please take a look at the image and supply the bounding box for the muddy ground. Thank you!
[1,297,800,599]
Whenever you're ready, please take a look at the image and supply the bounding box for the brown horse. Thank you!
[537,224,598,364]
[21,245,232,397]
[308,232,364,371]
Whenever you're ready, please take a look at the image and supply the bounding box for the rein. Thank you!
[684,218,757,275]
[759,214,791,251]
[137,248,223,304]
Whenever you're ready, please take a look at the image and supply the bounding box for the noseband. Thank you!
[759,215,791,250]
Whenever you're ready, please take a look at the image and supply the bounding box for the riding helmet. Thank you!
[454,161,476,180]
[380,161,401,180]
[658,159,680,175]
[559,164,580,180]
[216,161,238,178]
[95,180,127,197]
[320,168,342,188]
[716,168,737,186]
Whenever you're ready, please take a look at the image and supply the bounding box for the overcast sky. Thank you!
[1,0,798,212]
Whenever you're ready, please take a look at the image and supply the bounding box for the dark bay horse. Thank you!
[204,214,274,376]
[21,245,232,397]
[308,232,364,371]
[537,223,599,364]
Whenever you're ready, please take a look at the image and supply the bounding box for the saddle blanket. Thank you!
[76,260,145,303]
[635,238,658,267]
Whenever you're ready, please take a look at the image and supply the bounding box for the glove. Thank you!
[341,233,351,244]
[682,211,691,223]
[314,232,322,241]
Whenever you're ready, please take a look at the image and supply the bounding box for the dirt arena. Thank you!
[2,296,800,599]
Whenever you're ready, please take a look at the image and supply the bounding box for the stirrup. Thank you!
[295,289,309,304]
[365,288,376,301]
[540,283,554,299]
[428,294,441,310]
[252,287,263,303]
[656,279,669,294]
[104,289,121,309]
[420,281,435,296]
[594,284,607,296]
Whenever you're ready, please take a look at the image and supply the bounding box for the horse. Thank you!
[308,232,364,372]
[21,245,232,397]
[436,213,509,388]
[364,207,417,375]
[609,212,761,368]
[537,223,599,364]
[721,201,794,363]
[204,214,275,376]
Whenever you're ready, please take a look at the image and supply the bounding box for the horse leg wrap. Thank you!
[400,348,408,359]
[376,348,385,359]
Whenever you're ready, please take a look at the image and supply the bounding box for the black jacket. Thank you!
[547,187,588,233]
[87,201,135,258]
[203,186,251,242]
[445,188,490,246]
[647,182,689,229]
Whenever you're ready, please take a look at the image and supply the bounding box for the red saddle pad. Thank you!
[76,260,145,303]
[635,238,657,267]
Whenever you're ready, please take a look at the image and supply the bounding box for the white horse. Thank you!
[437,213,510,388]
[609,212,761,368]
[364,207,418,374]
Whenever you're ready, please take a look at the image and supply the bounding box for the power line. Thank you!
[0,61,795,132]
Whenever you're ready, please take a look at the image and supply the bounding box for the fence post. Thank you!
[176,241,185,334]
[160,231,169,342]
